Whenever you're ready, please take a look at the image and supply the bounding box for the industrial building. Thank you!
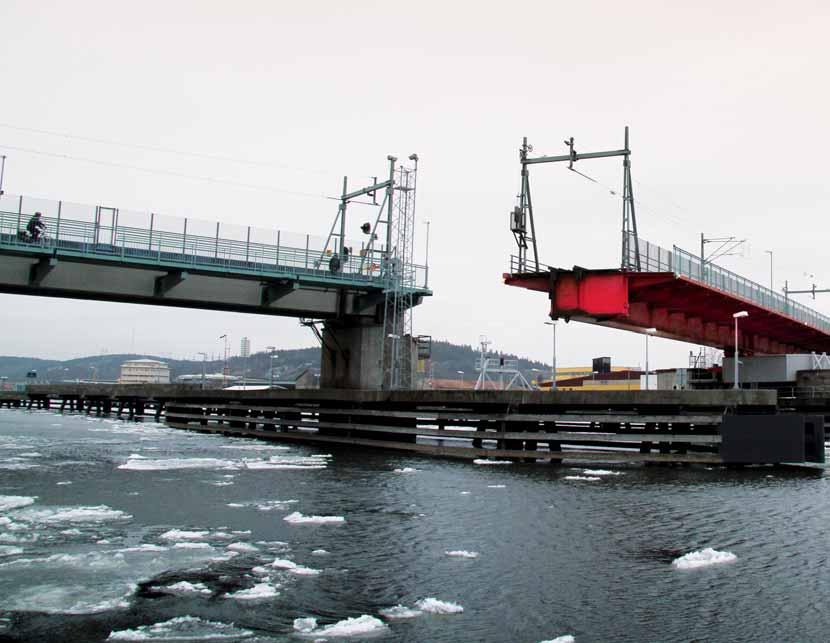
[119,359,170,384]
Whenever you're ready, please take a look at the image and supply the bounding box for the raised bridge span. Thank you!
[505,235,830,355]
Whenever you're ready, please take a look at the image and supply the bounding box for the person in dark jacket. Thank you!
[25,212,46,241]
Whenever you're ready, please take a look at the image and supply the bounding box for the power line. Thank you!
[0,143,337,201]
[0,122,358,178]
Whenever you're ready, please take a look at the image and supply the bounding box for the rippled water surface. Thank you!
[1,408,829,642]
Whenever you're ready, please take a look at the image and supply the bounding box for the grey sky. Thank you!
[1,0,829,370]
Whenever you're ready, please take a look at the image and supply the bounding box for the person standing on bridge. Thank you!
[25,212,47,242]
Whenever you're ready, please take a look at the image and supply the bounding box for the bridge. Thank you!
[0,175,430,389]
[505,234,830,355]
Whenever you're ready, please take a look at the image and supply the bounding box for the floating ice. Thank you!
[118,544,168,553]
[107,616,253,640]
[672,548,737,570]
[460,491,471,495]
[311,549,329,556]
[445,550,479,558]
[8,582,135,614]
[379,605,423,619]
[294,615,388,637]
[226,542,259,553]
[540,637,575,643]
[56,481,72,486]
[173,542,212,549]
[12,505,132,524]
[270,558,320,575]
[564,476,601,482]
[473,459,512,465]
[284,511,344,525]
[487,484,506,488]
[393,467,419,473]
[119,456,236,471]
[0,545,22,557]
[158,581,211,595]
[582,469,622,476]
[19,452,42,457]
[225,582,279,600]
[293,617,318,633]
[160,529,209,541]
[0,495,36,512]
[415,597,464,614]
[221,444,291,451]
[207,481,234,486]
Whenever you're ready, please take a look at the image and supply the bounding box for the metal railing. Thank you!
[0,193,429,291]
[628,234,830,334]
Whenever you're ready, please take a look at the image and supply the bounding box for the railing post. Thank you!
[215,222,219,259]
[305,234,309,269]
[246,226,251,263]
[55,201,62,246]
[16,196,22,241]
[182,218,188,255]
[276,230,280,267]
[148,213,154,250]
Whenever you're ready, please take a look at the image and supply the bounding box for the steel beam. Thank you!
[154,270,188,297]
[29,257,57,286]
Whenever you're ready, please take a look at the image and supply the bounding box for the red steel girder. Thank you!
[504,268,830,354]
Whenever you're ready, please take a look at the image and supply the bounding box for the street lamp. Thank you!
[456,370,464,385]
[544,320,557,391]
[424,219,431,289]
[197,352,207,389]
[764,250,773,291]
[267,346,277,388]
[644,328,657,390]
[733,311,749,389]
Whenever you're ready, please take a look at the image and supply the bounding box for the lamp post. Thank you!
[764,250,773,291]
[267,346,276,388]
[424,219,431,289]
[733,311,749,390]
[457,370,464,386]
[219,334,229,387]
[544,320,557,391]
[197,352,207,389]
[644,328,657,390]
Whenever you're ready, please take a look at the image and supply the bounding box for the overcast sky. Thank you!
[1,0,829,370]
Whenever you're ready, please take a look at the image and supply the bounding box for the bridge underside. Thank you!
[505,268,830,355]
[0,249,406,319]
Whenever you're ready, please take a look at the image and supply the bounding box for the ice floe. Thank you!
[393,467,419,473]
[445,550,479,558]
[173,542,212,549]
[473,459,512,465]
[564,476,601,482]
[7,582,135,614]
[284,511,344,525]
[379,605,423,619]
[311,549,329,556]
[107,616,253,640]
[672,548,737,570]
[56,481,72,486]
[221,444,291,451]
[160,529,209,541]
[294,615,388,637]
[119,456,237,471]
[12,505,132,524]
[156,581,211,595]
[415,597,464,614]
[540,636,575,643]
[228,499,298,512]
[0,495,36,512]
[226,542,259,553]
[0,545,23,557]
[582,469,622,476]
[225,582,280,600]
[487,484,506,489]
[270,558,320,575]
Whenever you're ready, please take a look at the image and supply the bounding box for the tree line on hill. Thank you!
[0,339,550,383]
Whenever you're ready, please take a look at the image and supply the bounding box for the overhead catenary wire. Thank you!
[0,122,372,179]
[0,143,338,201]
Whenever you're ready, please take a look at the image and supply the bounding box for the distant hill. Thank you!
[0,340,551,384]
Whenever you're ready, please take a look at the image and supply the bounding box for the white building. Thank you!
[241,336,251,358]
[119,359,170,384]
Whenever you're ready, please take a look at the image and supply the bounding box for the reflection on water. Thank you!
[0,408,828,642]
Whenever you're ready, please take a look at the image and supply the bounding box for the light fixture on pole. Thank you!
[732,311,748,389]
[544,320,557,391]
[267,346,276,388]
[456,370,464,385]
[644,328,657,390]
[197,352,207,390]
[764,250,773,291]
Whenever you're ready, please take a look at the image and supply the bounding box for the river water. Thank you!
[0,408,829,642]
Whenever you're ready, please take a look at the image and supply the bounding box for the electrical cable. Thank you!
[0,143,337,201]
[0,122,367,178]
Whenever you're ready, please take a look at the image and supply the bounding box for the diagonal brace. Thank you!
[261,279,298,307]
[29,257,58,286]
[154,270,188,297]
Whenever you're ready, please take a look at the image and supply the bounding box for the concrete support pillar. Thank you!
[320,319,416,390]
